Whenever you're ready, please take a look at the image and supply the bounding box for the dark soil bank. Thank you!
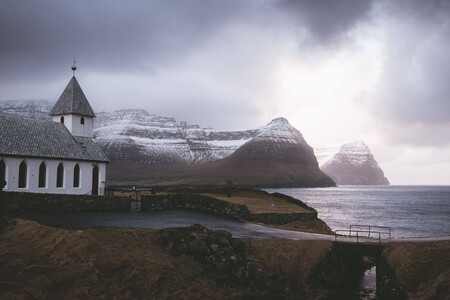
[0,219,335,299]
[1,219,449,299]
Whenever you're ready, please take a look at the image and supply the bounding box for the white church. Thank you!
[0,70,109,195]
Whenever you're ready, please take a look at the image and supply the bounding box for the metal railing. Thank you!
[334,225,392,244]
[350,224,391,239]
[335,229,382,243]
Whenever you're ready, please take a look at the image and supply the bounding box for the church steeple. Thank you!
[50,64,96,137]
[49,76,95,117]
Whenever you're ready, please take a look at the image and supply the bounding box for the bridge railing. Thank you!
[350,224,392,239]
[335,230,383,244]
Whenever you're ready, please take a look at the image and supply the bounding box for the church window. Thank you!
[56,163,64,188]
[80,117,85,125]
[18,161,27,188]
[92,165,99,195]
[73,164,80,187]
[38,162,47,188]
[0,160,6,186]
[60,116,64,123]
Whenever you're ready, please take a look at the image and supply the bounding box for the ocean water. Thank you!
[266,185,450,238]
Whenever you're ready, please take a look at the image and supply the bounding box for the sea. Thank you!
[267,185,450,238]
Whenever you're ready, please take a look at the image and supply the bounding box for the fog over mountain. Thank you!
[1,0,450,184]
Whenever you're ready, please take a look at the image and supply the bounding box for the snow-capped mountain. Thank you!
[0,101,256,165]
[0,100,52,120]
[320,141,389,185]
[253,117,308,144]
[94,109,257,165]
[143,117,335,187]
[1,99,387,186]
[231,117,319,166]
[313,146,341,167]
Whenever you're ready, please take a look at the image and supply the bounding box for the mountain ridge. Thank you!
[1,99,389,186]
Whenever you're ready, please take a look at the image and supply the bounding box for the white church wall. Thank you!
[1,156,107,195]
[71,114,94,137]
[52,114,93,137]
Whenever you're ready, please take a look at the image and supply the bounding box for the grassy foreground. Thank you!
[1,219,450,299]
[0,219,332,300]
[383,240,450,299]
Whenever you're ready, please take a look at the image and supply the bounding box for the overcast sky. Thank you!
[1,0,449,185]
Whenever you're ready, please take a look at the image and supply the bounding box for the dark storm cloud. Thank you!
[2,0,450,148]
[0,0,251,82]
[385,0,450,21]
[277,0,376,46]
[366,0,450,146]
[0,0,379,83]
[0,0,380,84]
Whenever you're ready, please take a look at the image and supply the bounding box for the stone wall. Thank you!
[1,191,131,212]
[142,193,318,225]
[250,212,317,224]
[142,194,252,220]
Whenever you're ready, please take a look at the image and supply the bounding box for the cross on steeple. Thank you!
[71,58,77,76]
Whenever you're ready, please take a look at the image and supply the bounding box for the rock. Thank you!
[188,239,210,256]
[218,237,231,247]
[231,239,246,253]
[215,230,233,240]
[171,242,187,256]
[158,225,269,293]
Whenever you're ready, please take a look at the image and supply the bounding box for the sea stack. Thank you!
[320,141,389,185]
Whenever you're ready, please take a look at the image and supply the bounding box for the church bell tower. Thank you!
[49,62,96,137]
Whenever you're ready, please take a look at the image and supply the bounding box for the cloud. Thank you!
[0,0,253,82]
[276,0,376,46]
[364,0,450,146]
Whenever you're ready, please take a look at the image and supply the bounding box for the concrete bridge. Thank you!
[332,225,406,299]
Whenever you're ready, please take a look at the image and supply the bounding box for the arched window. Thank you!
[56,162,64,188]
[18,160,27,188]
[92,165,99,195]
[0,160,6,186]
[73,164,80,188]
[38,162,47,188]
[60,116,64,124]
[80,117,85,125]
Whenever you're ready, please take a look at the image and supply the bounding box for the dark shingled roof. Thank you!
[49,76,96,117]
[0,113,108,162]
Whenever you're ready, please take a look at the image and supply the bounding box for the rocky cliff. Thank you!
[320,141,389,185]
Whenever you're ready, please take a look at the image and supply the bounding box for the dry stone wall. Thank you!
[1,191,131,212]
[142,193,318,225]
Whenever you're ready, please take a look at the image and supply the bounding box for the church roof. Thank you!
[49,76,96,117]
[0,113,108,162]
